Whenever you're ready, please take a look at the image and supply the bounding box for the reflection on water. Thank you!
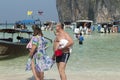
[0,29,120,74]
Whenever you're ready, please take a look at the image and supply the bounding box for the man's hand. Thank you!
[52,54,56,60]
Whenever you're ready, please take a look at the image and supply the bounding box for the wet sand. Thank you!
[0,71,120,80]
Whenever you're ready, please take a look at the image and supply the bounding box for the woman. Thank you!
[26,25,53,80]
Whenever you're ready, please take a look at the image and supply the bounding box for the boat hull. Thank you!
[0,41,29,59]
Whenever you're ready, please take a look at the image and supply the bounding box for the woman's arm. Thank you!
[29,44,37,58]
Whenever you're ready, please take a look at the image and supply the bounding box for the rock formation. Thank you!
[56,0,120,23]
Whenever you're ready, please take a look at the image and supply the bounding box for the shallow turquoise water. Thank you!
[0,27,120,74]
[68,32,120,72]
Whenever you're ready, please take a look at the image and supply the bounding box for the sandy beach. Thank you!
[0,70,120,80]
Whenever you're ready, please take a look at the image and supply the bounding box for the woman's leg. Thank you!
[39,72,44,80]
[31,60,39,80]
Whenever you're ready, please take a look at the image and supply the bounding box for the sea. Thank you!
[0,24,120,74]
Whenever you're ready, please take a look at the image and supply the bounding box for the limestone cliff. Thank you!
[56,0,120,23]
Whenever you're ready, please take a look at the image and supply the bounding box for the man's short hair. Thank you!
[57,23,64,29]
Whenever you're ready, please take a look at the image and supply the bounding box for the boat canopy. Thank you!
[76,20,93,23]
[16,20,35,24]
[0,29,33,34]
[75,20,93,28]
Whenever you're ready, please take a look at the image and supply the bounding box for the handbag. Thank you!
[54,49,62,56]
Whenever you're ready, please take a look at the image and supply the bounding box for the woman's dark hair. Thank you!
[32,24,43,36]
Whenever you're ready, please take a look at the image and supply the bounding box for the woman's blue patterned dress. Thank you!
[26,35,54,72]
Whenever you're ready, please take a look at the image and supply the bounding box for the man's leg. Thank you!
[57,62,67,80]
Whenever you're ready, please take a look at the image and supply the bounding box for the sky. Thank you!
[0,0,59,23]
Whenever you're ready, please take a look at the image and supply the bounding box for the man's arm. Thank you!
[64,32,74,49]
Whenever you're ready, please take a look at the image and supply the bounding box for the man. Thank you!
[53,23,74,80]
